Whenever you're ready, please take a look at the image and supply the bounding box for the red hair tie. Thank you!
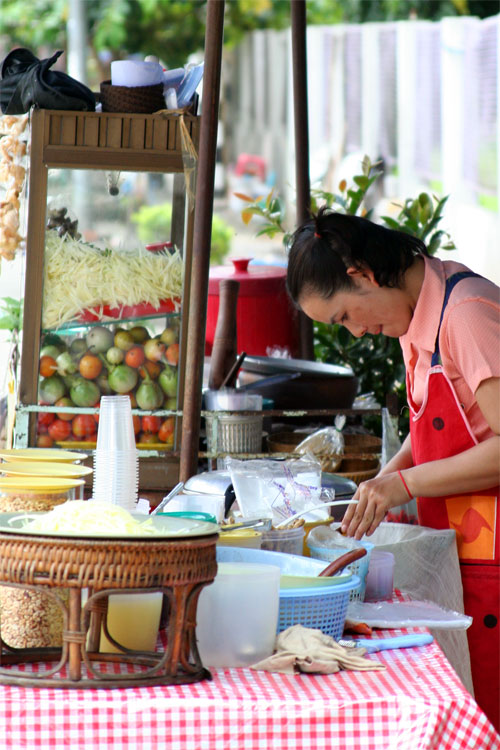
[314,231,321,239]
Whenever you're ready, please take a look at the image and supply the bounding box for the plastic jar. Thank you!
[364,549,395,601]
[261,526,305,556]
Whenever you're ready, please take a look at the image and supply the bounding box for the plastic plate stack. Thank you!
[217,546,360,640]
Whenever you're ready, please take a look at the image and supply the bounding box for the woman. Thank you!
[287,208,500,730]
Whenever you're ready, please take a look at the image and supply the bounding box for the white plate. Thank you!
[0,512,219,540]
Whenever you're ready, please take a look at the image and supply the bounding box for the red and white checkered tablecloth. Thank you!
[0,627,498,750]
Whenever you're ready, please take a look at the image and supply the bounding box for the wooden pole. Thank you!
[291,0,314,360]
[180,0,225,481]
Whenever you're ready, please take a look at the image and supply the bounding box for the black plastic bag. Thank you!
[0,48,95,114]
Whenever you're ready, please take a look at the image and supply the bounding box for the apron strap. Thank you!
[431,271,482,367]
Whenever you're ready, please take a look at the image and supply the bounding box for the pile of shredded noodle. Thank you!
[43,231,183,329]
[23,500,156,536]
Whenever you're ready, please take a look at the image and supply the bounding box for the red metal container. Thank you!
[205,258,300,357]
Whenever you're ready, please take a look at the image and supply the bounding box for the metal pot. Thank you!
[239,355,358,410]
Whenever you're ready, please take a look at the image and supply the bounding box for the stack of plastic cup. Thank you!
[92,396,138,511]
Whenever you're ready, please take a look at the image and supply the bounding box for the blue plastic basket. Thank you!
[307,541,374,601]
[278,576,360,639]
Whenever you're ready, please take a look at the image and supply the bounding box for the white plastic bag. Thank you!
[356,522,473,694]
[346,599,472,630]
[227,455,326,526]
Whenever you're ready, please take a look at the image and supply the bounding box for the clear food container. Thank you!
[0,476,84,512]
[0,462,92,500]
[261,526,305,556]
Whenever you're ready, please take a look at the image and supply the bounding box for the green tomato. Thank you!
[108,364,138,394]
[136,381,164,410]
[69,338,88,356]
[158,366,178,398]
[39,375,66,404]
[40,344,62,360]
[70,378,101,407]
[86,326,114,354]
[56,351,77,377]
[106,346,125,365]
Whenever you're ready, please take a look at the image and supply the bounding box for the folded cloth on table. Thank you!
[250,624,386,675]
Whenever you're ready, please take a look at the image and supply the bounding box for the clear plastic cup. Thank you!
[92,447,138,508]
[96,396,136,451]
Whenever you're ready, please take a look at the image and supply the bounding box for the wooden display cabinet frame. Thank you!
[18,108,200,488]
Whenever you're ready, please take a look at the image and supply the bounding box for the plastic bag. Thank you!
[381,407,418,524]
[295,420,344,473]
[0,48,95,115]
[227,455,326,526]
[346,599,472,630]
[350,521,473,693]
[308,523,364,552]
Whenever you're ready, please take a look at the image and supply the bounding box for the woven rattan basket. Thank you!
[335,456,380,484]
[343,433,382,456]
[100,81,165,113]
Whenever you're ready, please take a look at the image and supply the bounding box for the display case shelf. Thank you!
[17,108,199,490]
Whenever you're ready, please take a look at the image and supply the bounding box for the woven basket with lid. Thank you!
[99,81,165,113]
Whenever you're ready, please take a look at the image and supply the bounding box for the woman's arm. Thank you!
[342,376,500,540]
[376,433,413,476]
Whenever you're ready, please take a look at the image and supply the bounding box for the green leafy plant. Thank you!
[238,156,456,436]
[0,297,23,338]
[131,202,234,265]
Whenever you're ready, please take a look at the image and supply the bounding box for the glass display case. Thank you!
[16,108,199,488]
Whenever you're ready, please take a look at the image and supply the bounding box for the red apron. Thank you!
[408,271,499,731]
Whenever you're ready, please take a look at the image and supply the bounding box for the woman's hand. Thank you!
[341,471,412,540]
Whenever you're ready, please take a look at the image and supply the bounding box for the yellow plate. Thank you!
[136,443,172,451]
[57,441,172,451]
[57,441,97,450]
[0,448,87,463]
[0,462,92,479]
[0,476,84,492]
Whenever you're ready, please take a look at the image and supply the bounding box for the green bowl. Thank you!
[279,571,352,589]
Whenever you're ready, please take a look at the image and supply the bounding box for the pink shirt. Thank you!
[400,255,500,443]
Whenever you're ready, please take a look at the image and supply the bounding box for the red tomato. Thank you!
[55,397,75,421]
[139,360,161,380]
[37,434,54,447]
[39,355,57,377]
[72,414,98,438]
[38,411,55,427]
[165,343,179,365]
[158,417,175,443]
[79,354,103,380]
[132,415,141,434]
[125,345,145,369]
[141,415,160,434]
[137,432,159,444]
[48,419,72,441]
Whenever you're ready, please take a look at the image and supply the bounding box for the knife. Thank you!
[338,633,434,653]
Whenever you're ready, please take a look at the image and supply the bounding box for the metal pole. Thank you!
[291,0,314,360]
[180,0,225,481]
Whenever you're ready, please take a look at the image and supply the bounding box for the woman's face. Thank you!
[299,269,415,339]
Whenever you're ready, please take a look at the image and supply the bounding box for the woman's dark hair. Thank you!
[286,207,428,306]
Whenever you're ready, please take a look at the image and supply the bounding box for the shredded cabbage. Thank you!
[43,231,183,329]
[23,500,156,536]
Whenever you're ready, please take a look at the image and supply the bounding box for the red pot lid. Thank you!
[208,258,287,296]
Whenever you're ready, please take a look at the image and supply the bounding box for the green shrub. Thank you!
[131,202,233,264]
